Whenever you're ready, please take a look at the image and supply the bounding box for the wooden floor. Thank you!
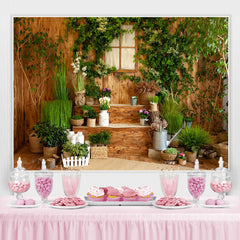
[14,145,225,171]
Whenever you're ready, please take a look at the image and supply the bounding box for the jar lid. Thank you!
[10,157,28,178]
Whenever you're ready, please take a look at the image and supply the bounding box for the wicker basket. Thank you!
[150,103,158,112]
[91,145,108,159]
[87,118,96,127]
[160,151,177,161]
[186,151,197,163]
[43,146,58,159]
[71,118,84,126]
[29,133,43,153]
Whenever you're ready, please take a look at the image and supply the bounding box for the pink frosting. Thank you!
[107,187,120,196]
[123,188,136,198]
[87,186,104,197]
[135,186,153,197]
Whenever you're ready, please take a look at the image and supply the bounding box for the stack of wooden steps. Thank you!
[72,104,152,159]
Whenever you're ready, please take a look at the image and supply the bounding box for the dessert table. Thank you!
[0,196,240,240]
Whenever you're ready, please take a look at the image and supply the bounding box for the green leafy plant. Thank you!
[34,122,67,147]
[178,126,212,152]
[41,100,72,129]
[32,121,49,138]
[99,97,110,110]
[148,96,159,104]
[81,105,93,112]
[164,148,178,154]
[85,81,101,99]
[184,117,193,122]
[62,142,89,158]
[71,115,83,120]
[101,88,112,98]
[86,108,97,119]
[89,130,111,146]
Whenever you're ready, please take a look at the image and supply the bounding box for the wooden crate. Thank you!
[91,146,108,159]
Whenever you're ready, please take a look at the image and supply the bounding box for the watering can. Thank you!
[152,128,182,151]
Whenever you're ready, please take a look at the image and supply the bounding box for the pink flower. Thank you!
[162,119,168,129]
[107,88,110,91]
[179,153,185,157]
[139,109,143,113]
[103,88,106,92]
[144,110,149,115]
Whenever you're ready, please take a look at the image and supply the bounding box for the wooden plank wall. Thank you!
[14,17,223,152]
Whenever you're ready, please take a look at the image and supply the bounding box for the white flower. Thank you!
[82,66,87,72]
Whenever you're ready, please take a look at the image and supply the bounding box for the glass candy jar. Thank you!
[35,159,53,203]
[187,159,206,204]
[211,157,232,200]
[62,171,81,198]
[8,157,30,199]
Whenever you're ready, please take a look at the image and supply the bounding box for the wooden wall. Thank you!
[14,17,223,152]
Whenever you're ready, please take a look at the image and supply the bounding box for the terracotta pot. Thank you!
[74,90,85,106]
[70,118,84,126]
[150,103,158,112]
[43,146,58,159]
[161,151,177,161]
[87,118,96,127]
[179,158,187,166]
[186,151,197,163]
[86,96,95,105]
[29,133,43,153]
[139,92,156,105]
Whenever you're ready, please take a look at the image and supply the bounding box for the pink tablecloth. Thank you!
[0,196,240,240]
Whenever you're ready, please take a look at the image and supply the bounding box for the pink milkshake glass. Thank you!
[62,171,81,198]
[160,172,179,198]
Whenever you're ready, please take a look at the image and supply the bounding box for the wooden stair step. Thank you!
[73,104,149,124]
[72,124,152,159]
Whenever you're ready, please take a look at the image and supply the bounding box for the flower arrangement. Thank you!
[101,88,112,98]
[178,152,186,160]
[99,97,110,110]
[151,118,168,132]
[138,109,150,119]
[71,52,87,92]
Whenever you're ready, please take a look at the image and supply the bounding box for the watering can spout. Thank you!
[166,128,182,148]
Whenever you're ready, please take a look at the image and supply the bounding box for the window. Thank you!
[105,25,136,72]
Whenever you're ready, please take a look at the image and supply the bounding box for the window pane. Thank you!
[121,25,135,47]
[121,48,135,70]
[105,48,119,70]
[110,38,119,47]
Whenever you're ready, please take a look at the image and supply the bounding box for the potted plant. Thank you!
[178,152,187,166]
[137,109,150,126]
[29,121,45,153]
[161,147,178,163]
[86,108,98,127]
[85,81,101,105]
[99,96,110,127]
[101,88,112,98]
[70,115,84,126]
[35,122,67,159]
[178,126,212,163]
[183,117,193,128]
[81,105,93,116]
[148,96,159,112]
[62,142,89,159]
[89,130,111,159]
[131,96,138,106]
[135,80,161,105]
[71,52,87,106]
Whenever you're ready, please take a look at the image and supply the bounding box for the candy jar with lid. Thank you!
[187,159,206,204]
[8,157,30,199]
[35,159,53,203]
[211,157,232,200]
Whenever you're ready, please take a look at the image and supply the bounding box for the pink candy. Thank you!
[35,177,53,199]
[211,181,232,193]
[156,197,191,206]
[188,177,205,199]
[51,197,85,206]
[205,198,225,205]
[8,181,30,193]
[15,198,36,205]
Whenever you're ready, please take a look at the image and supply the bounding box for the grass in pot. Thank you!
[71,115,84,126]
[86,108,97,127]
[148,96,159,112]
[161,147,178,162]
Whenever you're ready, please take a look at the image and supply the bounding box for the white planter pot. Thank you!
[140,118,147,126]
[99,110,109,127]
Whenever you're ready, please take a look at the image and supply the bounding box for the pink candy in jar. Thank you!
[8,181,30,193]
[35,177,53,200]
[188,176,206,199]
[211,181,232,193]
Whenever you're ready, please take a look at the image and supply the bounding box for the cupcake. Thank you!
[122,188,137,201]
[135,186,154,201]
[106,187,121,201]
[87,186,105,201]
[99,187,108,201]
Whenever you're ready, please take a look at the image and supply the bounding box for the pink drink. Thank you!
[160,175,178,197]
[63,176,80,197]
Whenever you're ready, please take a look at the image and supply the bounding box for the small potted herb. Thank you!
[131,96,138,106]
[178,152,187,166]
[85,81,101,105]
[137,109,150,126]
[148,96,159,112]
[86,108,98,127]
[81,105,93,116]
[62,142,89,158]
[70,115,84,126]
[161,147,178,163]
[89,130,111,158]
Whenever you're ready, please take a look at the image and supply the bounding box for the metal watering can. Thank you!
[152,128,182,151]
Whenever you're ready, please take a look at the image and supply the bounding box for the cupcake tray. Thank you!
[84,196,156,206]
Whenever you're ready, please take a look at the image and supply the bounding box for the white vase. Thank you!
[99,110,109,127]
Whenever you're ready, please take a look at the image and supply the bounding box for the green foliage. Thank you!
[34,122,67,147]
[81,105,93,112]
[86,108,97,119]
[164,113,183,135]
[73,73,85,92]
[148,96,159,104]
[85,81,101,99]
[62,142,89,158]
[89,130,111,145]
[178,126,212,152]
[101,88,112,98]
[53,62,69,100]
[71,115,83,120]
[32,121,48,138]
[164,148,178,154]
[41,100,72,129]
